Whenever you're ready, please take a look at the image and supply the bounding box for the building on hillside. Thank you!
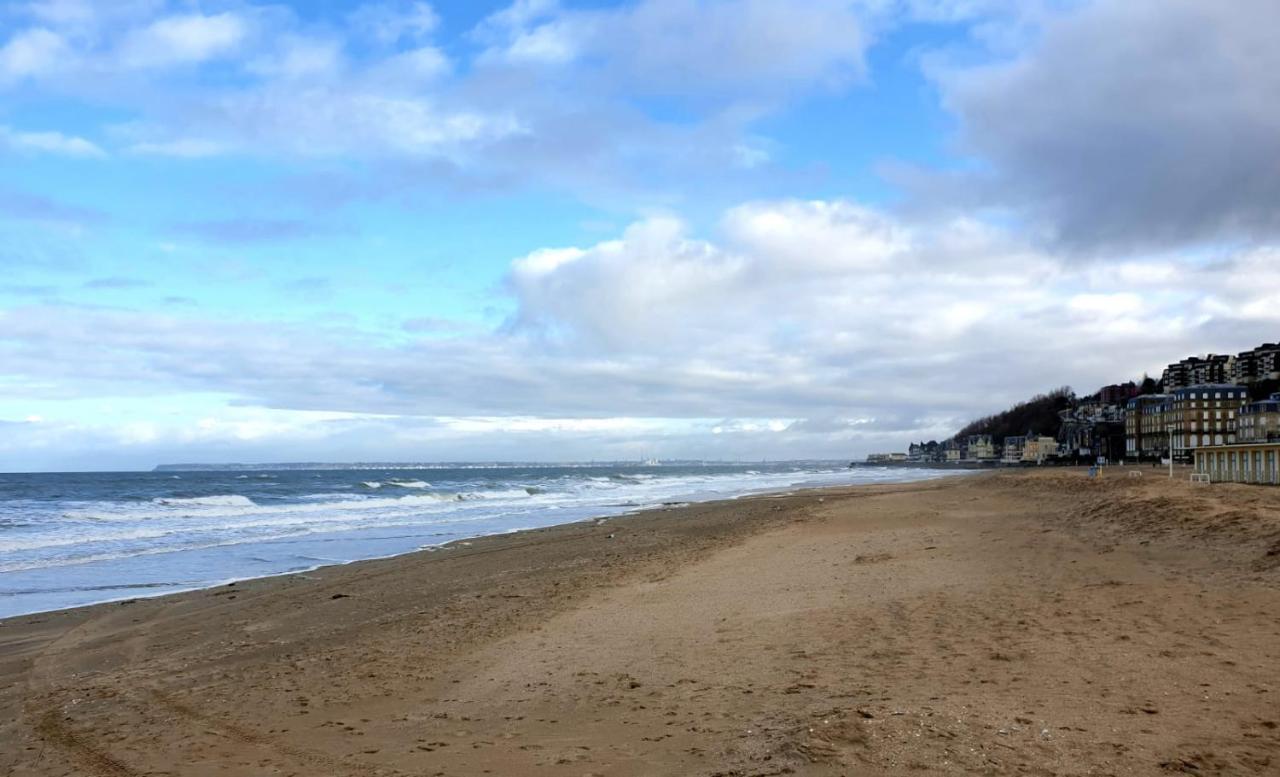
[1099,382,1139,406]
[965,434,997,460]
[1021,436,1059,464]
[1002,436,1026,464]
[1162,354,1234,391]
[1165,384,1250,460]
[1061,401,1125,460]
[866,453,894,464]
[1232,343,1280,385]
[939,438,962,463]
[1239,393,1280,443]
[1194,442,1280,485]
[1125,394,1171,460]
[920,440,943,462]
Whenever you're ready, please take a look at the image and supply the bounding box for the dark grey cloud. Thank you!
[928,0,1280,251]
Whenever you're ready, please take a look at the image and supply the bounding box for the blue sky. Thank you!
[2,0,1279,471]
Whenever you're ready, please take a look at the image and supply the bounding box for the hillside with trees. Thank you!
[952,387,1076,442]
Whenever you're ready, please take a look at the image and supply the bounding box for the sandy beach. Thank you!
[3,469,1279,776]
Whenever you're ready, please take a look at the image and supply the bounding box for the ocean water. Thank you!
[0,463,953,618]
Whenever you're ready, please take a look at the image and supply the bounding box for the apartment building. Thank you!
[1165,384,1249,460]
[1125,394,1171,460]
[1239,393,1280,443]
[1161,355,1234,391]
[1232,343,1280,385]
[1098,382,1139,406]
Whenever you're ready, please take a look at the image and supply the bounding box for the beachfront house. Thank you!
[1002,436,1026,464]
[965,434,998,461]
[1021,436,1059,464]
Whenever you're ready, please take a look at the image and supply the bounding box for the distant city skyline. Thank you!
[2,0,1279,471]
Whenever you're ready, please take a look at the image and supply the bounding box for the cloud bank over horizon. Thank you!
[2,0,1278,470]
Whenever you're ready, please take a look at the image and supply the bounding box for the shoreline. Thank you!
[0,478,939,627]
[0,469,963,622]
[4,470,1278,775]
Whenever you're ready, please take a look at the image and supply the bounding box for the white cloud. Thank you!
[1,196,1278,466]
[723,200,906,273]
[491,21,579,66]
[1,125,105,158]
[117,12,247,69]
[0,27,69,81]
[348,1,441,45]
[18,0,164,31]
[125,138,229,158]
[20,0,98,27]
[0,0,872,191]
[478,0,869,95]
[247,36,345,81]
[119,88,522,160]
[368,45,451,84]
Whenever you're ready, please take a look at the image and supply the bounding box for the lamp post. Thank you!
[1167,425,1175,480]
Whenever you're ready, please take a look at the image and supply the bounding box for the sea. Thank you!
[0,462,954,619]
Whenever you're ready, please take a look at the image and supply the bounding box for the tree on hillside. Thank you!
[952,387,1076,442]
[1248,378,1280,401]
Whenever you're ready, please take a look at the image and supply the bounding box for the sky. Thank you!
[1,0,1278,471]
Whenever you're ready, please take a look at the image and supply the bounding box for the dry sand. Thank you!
[2,469,1279,776]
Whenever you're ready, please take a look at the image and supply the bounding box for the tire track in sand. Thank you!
[148,688,412,777]
[34,710,140,777]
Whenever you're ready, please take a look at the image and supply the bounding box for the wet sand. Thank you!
[2,470,1279,775]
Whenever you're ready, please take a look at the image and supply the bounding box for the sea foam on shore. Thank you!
[0,463,956,618]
